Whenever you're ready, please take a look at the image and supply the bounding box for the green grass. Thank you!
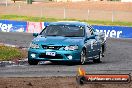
[0,45,27,61]
[0,15,132,26]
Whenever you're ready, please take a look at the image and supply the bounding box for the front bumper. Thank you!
[28,49,81,62]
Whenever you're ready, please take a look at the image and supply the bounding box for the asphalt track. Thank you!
[0,32,132,77]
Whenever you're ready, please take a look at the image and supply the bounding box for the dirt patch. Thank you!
[0,77,131,88]
[35,1,132,11]
[0,1,132,22]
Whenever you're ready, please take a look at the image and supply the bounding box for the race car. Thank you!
[28,21,106,65]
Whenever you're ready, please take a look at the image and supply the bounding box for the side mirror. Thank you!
[87,35,95,40]
[33,33,39,37]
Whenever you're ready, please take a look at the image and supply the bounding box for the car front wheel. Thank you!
[80,50,86,65]
[28,60,39,65]
[93,47,103,63]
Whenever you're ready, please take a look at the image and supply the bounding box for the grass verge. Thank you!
[0,45,27,61]
[0,15,132,26]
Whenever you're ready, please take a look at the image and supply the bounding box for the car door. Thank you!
[85,26,99,59]
[85,26,94,59]
[88,26,101,56]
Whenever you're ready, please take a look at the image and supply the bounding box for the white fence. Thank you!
[0,1,132,22]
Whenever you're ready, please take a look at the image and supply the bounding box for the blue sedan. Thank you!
[28,21,106,65]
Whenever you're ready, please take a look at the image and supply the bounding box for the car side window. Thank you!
[87,26,94,35]
[85,26,92,36]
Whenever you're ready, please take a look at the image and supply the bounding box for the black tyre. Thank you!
[28,60,39,65]
[93,47,103,63]
[102,45,105,57]
[80,50,86,65]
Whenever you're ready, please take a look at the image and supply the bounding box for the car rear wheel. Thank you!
[102,45,105,57]
[80,50,86,65]
[28,60,39,65]
[93,47,103,63]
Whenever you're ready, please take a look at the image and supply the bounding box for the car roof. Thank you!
[49,21,88,26]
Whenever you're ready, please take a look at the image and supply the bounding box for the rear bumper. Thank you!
[28,49,81,62]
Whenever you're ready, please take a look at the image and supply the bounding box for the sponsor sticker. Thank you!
[76,67,131,85]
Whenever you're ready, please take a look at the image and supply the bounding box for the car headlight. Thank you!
[64,45,78,51]
[29,43,39,49]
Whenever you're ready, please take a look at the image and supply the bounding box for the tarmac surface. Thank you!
[0,32,132,77]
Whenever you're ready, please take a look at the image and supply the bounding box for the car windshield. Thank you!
[40,25,84,37]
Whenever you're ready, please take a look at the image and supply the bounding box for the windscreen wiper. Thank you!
[64,35,79,37]
[46,35,64,36]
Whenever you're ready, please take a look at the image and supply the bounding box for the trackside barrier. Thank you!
[0,20,27,32]
[0,20,48,33]
[0,20,132,38]
[93,25,132,38]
